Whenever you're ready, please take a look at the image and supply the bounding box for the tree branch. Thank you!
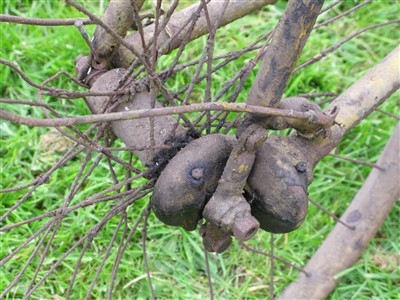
[246,0,324,108]
[0,102,334,128]
[0,14,93,26]
[303,46,400,164]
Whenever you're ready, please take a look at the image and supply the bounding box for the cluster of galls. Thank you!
[151,122,318,253]
[76,55,333,253]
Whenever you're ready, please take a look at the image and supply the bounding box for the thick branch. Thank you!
[247,0,324,108]
[279,124,400,299]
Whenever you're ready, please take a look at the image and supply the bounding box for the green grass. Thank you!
[1,0,399,299]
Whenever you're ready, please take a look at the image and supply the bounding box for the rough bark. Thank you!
[247,0,324,109]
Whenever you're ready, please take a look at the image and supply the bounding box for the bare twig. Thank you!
[65,0,153,73]
[295,20,400,72]
[0,218,57,268]
[0,14,93,26]
[108,207,147,299]
[376,108,400,120]
[114,0,275,68]
[240,242,309,276]
[0,11,153,27]
[319,0,342,14]
[142,206,155,300]
[75,19,93,51]
[0,145,83,222]
[269,234,275,300]
[297,92,338,99]
[308,198,356,230]
[314,0,372,30]
[204,248,214,300]
[303,46,400,162]
[0,58,130,98]
[0,181,152,233]
[0,174,49,193]
[66,236,95,299]
[0,222,55,298]
[84,215,125,300]
[0,102,334,127]
[23,189,150,298]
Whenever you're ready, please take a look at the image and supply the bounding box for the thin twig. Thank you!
[0,58,128,98]
[65,0,153,74]
[74,19,93,50]
[202,0,230,134]
[297,92,338,99]
[0,222,55,298]
[142,206,155,300]
[204,248,214,300]
[108,207,147,299]
[0,218,57,267]
[308,198,356,230]
[205,40,271,133]
[161,4,206,81]
[0,11,153,27]
[66,236,95,299]
[240,242,310,277]
[107,210,128,300]
[295,19,400,72]
[24,193,147,298]
[0,174,49,193]
[1,102,333,127]
[26,152,102,297]
[26,222,63,297]
[37,72,142,175]
[0,145,82,222]
[85,215,125,300]
[319,0,342,14]
[328,153,384,170]
[269,234,274,300]
[314,0,372,30]
[0,14,93,26]
[376,109,400,121]
[0,184,152,233]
